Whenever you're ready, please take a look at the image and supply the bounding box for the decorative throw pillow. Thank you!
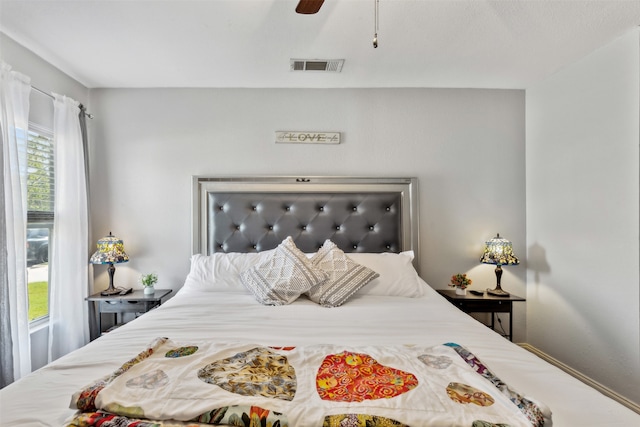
[306,239,379,307]
[240,236,328,305]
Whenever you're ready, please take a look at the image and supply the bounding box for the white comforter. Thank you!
[1,283,638,426]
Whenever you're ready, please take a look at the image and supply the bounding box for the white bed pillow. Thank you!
[348,251,426,297]
[184,250,275,292]
[240,236,328,305]
[306,239,379,307]
[184,248,424,298]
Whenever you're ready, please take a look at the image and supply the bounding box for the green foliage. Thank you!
[28,281,49,321]
[27,132,54,212]
[141,273,158,287]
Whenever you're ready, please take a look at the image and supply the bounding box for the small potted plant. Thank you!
[140,273,158,295]
[449,273,472,295]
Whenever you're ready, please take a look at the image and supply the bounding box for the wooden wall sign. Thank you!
[275,131,341,144]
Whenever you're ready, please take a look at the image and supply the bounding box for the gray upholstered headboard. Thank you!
[192,176,419,271]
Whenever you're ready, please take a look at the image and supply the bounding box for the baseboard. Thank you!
[518,343,640,415]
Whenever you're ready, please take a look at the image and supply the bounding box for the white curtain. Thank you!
[0,61,32,385]
[48,94,89,361]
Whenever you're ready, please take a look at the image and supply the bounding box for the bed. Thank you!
[1,176,638,426]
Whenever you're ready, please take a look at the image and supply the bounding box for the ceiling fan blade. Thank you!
[296,0,324,14]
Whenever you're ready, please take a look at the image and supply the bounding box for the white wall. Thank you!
[526,29,640,404]
[88,88,527,340]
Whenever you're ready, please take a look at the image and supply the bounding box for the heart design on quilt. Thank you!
[125,369,169,389]
[165,345,199,358]
[197,347,296,401]
[418,353,453,369]
[324,414,409,426]
[316,351,418,402]
[446,382,495,406]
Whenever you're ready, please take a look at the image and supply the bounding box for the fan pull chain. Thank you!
[373,0,379,48]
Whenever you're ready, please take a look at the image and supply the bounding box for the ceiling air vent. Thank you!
[290,59,344,72]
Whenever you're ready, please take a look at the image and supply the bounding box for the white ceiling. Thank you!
[1,0,639,89]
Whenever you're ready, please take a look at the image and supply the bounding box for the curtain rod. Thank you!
[32,85,94,119]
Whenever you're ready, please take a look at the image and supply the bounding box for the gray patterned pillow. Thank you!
[240,236,328,305]
[306,239,379,307]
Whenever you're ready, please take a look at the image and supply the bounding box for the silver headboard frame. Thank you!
[192,176,419,272]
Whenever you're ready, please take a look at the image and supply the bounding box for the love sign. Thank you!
[275,131,341,144]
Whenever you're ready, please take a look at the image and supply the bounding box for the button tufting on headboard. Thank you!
[206,192,402,254]
[193,177,419,271]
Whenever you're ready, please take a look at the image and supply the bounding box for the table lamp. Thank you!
[90,232,130,296]
[480,233,519,297]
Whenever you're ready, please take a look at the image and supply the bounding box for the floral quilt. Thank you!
[68,338,548,427]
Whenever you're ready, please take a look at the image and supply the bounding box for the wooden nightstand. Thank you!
[86,289,172,338]
[437,289,525,341]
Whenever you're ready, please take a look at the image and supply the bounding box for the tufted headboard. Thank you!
[192,176,419,271]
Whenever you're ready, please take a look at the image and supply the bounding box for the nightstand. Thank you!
[86,289,172,338]
[437,289,525,341]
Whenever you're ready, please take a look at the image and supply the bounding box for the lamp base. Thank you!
[100,287,122,296]
[487,264,510,297]
[100,263,121,296]
[487,287,510,297]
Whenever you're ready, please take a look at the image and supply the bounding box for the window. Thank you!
[26,125,54,322]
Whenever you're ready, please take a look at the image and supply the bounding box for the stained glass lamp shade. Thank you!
[90,232,129,296]
[480,233,519,297]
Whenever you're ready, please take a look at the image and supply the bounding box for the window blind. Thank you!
[27,128,55,221]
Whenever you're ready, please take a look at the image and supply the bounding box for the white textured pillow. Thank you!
[184,251,275,292]
[349,251,425,297]
[306,240,379,307]
[240,237,328,305]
